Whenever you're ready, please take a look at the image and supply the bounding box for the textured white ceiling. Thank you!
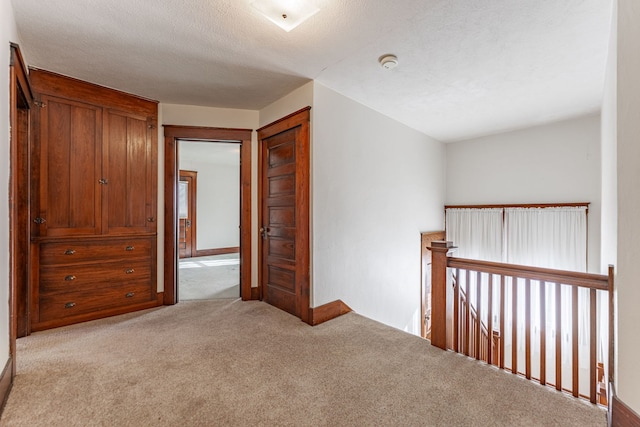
[11,0,613,141]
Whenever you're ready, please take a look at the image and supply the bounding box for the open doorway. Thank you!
[163,126,253,305]
[178,141,240,300]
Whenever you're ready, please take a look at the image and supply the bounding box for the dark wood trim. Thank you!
[195,247,240,257]
[29,69,157,116]
[308,300,352,326]
[258,107,311,324]
[610,383,640,427]
[428,241,457,350]
[0,357,13,415]
[178,169,197,258]
[609,265,615,383]
[163,126,252,305]
[9,43,33,385]
[420,231,446,338]
[9,43,34,100]
[256,107,311,132]
[447,257,609,290]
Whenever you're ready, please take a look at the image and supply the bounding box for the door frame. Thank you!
[257,107,311,324]
[6,43,34,403]
[178,170,197,258]
[163,126,252,304]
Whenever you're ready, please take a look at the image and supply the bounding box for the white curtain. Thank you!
[445,208,503,262]
[504,207,589,395]
[445,208,503,328]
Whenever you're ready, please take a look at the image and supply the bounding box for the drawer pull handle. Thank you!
[125,246,135,251]
[64,249,76,255]
[65,302,76,308]
[125,292,135,298]
[125,269,135,274]
[64,275,76,281]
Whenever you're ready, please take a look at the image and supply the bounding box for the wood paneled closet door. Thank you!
[35,95,103,237]
[103,109,157,234]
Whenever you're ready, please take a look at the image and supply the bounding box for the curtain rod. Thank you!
[444,202,590,210]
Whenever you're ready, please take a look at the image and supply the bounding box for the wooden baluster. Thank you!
[572,286,579,397]
[453,268,459,352]
[475,271,481,360]
[465,269,471,357]
[512,277,518,375]
[540,281,546,386]
[525,278,531,380]
[589,288,597,404]
[488,274,494,365]
[500,275,505,370]
[556,283,562,391]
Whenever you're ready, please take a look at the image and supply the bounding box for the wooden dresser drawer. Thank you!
[39,281,152,322]
[40,237,153,266]
[40,261,151,295]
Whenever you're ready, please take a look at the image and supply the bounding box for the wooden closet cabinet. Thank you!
[29,70,159,331]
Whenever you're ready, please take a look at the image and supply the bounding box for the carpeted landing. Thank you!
[1,300,606,426]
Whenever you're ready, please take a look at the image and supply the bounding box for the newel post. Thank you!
[428,241,456,350]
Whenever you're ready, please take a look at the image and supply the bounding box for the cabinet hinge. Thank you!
[148,123,156,129]
[34,100,47,108]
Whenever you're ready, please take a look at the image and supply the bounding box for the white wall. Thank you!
[446,115,602,272]
[601,1,617,274]
[159,104,259,289]
[179,150,240,250]
[615,0,640,413]
[1,0,20,366]
[312,82,445,335]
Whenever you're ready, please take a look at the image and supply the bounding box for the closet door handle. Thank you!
[64,249,76,255]
[125,292,135,298]
[65,302,76,309]
[125,269,135,274]
[65,275,76,281]
[125,246,135,251]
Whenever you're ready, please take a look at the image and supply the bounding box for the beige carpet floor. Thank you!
[178,254,240,300]
[1,300,606,426]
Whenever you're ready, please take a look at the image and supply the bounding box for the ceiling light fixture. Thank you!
[250,0,320,32]
[379,54,399,70]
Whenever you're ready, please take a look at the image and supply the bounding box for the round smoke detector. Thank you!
[379,54,398,70]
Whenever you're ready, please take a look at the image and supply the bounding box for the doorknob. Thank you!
[260,227,270,239]
[186,219,192,227]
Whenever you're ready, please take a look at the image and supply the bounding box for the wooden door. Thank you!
[34,95,102,237]
[258,108,310,322]
[103,109,157,234]
[178,170,197,258]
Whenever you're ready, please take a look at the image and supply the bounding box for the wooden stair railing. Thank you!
[429,241,614,406]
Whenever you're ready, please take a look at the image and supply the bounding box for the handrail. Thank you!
[447,257,609,290]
